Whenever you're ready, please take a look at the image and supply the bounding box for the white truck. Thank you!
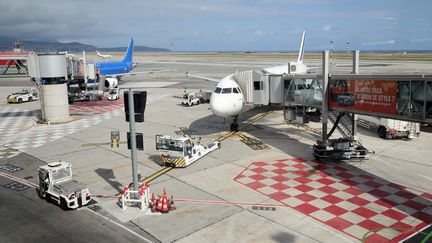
[7,88,39,103]
[107,87,120,101]
[181,93,201,106]
[357,115,420,139]
[155,135,220,167]
[38,161,91,209]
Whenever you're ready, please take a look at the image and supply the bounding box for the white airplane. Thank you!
[186,31,309,131]
[96,50,112,59]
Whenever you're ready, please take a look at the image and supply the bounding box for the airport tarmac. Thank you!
[0,53,431,242]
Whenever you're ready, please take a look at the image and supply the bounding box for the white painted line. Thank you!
[0,171,38,188]
[418,174,432,182]
[85,208,153,243]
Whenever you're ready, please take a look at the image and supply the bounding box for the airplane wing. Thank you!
[109,69,176,77]
[185,71,220,82]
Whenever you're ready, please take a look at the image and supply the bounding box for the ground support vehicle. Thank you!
[38,161,91,209]
[313,138,368,161]
[107,88,120,101]
[181,93,201,106]
[195,91,211,103]
[357,115,420,139]
[156,135,220,167]
[7,88,39,103]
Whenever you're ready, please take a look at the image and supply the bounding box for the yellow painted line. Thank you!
[81,141,127,147]
[0,149,18,152]
[178,127,192,140]
[303,125,320,133]
[241,111,273,130]
[218,130,236,142]
[141,166,173,184]
[217,111,273,142]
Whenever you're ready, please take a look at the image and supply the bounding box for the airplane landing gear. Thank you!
[230,115,239,131]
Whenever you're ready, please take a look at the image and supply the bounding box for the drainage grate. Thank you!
[87,204,101,212]
[251,206,276,211]
[238,134,269,150]
[0,164,23,173]
[3,181,29,191]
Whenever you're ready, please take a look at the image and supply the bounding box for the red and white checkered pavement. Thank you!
[234,158,432,242]
[69,96,124,115]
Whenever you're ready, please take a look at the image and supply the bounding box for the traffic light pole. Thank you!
[127,89,139,189]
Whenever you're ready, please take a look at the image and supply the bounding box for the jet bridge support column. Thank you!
[322,51,329,141]
[351,50,359,137]
[352,114,358,137]
[352,50,360,74]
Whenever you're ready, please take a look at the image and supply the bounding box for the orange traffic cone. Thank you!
[149,193,155,210]
[156,196,163,211]
[161,195,169,213]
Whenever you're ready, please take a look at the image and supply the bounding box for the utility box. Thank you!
[124,91,147,122]
[284,108,296,122]
[128,132,144,150]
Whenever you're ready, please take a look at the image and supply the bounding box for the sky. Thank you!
[1,0,431,51]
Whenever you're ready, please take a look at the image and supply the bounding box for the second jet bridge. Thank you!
[282,74,432,124]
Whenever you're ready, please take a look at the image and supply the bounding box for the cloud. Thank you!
[363,40,396,46]
[321,25,332,32]
[253,30,263,36]
[192,32,201,38]
[288,29,303,35]
[410,37,432,43]
[383,17,398,20]
[226,29,235,35]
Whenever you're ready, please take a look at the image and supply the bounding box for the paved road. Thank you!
[0,147,156,242]
[0,173,148,243]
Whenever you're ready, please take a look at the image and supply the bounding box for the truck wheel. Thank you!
[60,198,68,210]
[38,187,46,199]
[378,126,387,139]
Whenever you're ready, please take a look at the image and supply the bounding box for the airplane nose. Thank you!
[210,95,226,117]
[210,93,242,117]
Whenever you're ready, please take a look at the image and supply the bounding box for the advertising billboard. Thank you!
[329,80,397,115]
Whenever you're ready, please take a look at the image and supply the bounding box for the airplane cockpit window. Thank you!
[237,88,242,93]
[222,88,232,94]
[233,88,239,94]
[214,87,222,93]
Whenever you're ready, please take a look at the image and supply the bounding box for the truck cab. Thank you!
[38,161,91,209]
[181,93,200,106]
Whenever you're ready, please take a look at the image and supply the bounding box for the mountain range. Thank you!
[0,37,170,52]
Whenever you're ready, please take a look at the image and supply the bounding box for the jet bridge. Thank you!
[282,74,432,124]
[231,70,286,106]
[282,71,432,160]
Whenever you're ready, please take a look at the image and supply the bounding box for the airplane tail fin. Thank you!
[297,31,306,63]
[122,38,134,63]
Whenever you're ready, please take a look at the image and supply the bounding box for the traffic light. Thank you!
[124,91,147,122]
[127,132,144,150]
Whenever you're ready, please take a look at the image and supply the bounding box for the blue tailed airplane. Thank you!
[96,38,172,89]
[96,38,136,89]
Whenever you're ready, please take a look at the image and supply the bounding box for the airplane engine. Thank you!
[105,77,118,89]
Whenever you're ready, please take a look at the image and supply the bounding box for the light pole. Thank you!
[330,41,334,66]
